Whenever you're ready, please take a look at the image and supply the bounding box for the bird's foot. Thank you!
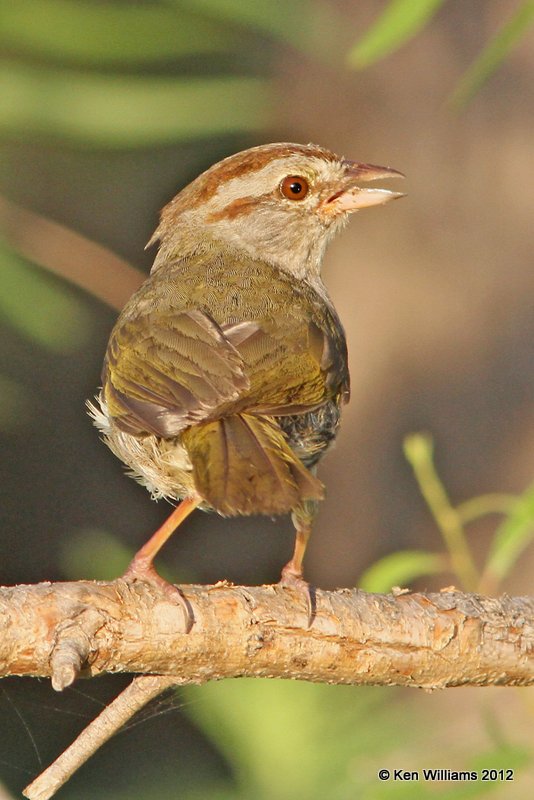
[278,565,316,628]
[123,556,194,633]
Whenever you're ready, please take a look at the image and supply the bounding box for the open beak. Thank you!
[321,161,405,215]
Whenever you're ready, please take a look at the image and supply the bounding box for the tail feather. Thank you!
[181,413,323,516]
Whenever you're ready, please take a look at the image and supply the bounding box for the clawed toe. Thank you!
[278,567,316,627]
[123,560,194,633]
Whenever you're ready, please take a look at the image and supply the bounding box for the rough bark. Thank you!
[1,579,532,689]
[0,579,532,800]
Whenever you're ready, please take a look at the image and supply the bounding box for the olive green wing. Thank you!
[103,308,249,437]
[222,312,349,416]
[103,279,348,438]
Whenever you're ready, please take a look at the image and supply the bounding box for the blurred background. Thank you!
[0,1,533,798]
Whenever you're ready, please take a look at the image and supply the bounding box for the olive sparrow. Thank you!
[89,142,403,628]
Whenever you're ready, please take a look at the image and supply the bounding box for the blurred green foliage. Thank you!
[362,434,534,595]
[60,526,189,585]
[182,680,406,800]
[360,548,446,593]
[0,242,95,432]
[402,434,534,595]
[1,66,271,147]
[349,0,534,106]
[1,0,529,155]
[177,679,531,800]
[449,1,534,108]
[0,0,274,147]
[174,0,343,59]
[0,243,93,353]
[59,528,135,582]
[1,1,236,64]
[483,483,534,593]
[347,0,446,69]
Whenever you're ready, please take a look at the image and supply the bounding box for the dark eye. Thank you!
[280,175,309,201]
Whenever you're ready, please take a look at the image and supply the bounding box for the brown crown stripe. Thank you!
[160,142,338,225]
[207,193,275,223]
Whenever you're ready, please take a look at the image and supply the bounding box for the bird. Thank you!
[88,142,403,629]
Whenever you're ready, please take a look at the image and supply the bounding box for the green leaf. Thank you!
[347,0,445,68]
[0,0,236,66]
[176,0,343,60]
[0,65,269,147]
[456,493,516,524]
[0,243,93,352]
[0,63,271,146]
[403,432,480,591]
[359,549,446,593]
[450,1,534,108]
[483,483,534,586]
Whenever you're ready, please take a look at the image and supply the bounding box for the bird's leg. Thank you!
[123,495,200,631]
[125,495,200,571]
[278,498,318,627]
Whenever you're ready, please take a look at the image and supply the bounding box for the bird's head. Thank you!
[150,142,404,280]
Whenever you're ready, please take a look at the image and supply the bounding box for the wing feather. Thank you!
[103,308,248,436]
[102,258,349,438]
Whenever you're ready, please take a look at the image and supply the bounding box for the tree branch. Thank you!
[0,195,144,310]
[24,675,181,800]
[2,580,533,687]
[0,579,531,798]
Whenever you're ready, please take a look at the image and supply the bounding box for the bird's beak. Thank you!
[320,161,405,216]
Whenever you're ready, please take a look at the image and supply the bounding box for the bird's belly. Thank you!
[89,394,197,502]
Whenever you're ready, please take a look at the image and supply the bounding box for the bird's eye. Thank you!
[280,175,309,201]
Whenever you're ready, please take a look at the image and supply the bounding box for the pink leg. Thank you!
[123,496,200,632]
[278,502,316,626]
